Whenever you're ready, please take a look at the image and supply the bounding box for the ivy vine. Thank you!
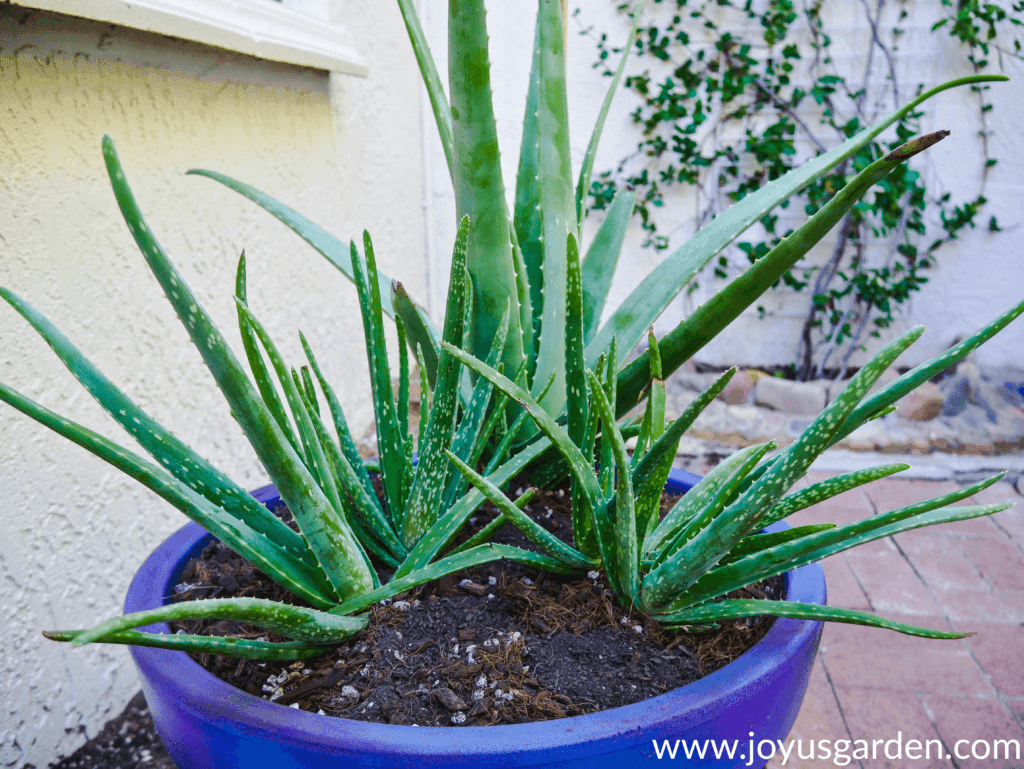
[586,0,1023,381]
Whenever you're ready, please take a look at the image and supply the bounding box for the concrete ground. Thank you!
[765,473,1024,769]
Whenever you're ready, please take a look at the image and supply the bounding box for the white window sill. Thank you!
[16,0,368,75]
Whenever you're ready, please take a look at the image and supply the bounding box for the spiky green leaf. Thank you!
[0,286,306,559]
[70,597,365,647]
[102,136,373,600]
[581,189,635,345]
[396,0,454,178]
[402,217,471,545]
[673,477,1007,610]
[449,0,525,374]
[760,463,910,528]
[43,629,331,661]
[656,600,969,639]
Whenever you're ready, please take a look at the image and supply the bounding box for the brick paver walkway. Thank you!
[767,474,1024,769]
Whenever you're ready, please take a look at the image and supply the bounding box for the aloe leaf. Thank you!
[235,300,345,518]
[645,426,752,555]
[467,363,525,474]
[442,342,603,515]
[393,282,441,389]
[598,338,619,485]
[332,544,504,615]
[300,333,378,506]
[483,404,533,476]
[0,286,306,559]
[490,543,581,575]
[673,502,1012,613]
[655,600,969,639]
[71,597,365,648]
[566,237,596,555]
[290,368,307,408]
[581,189,635,345]
[184,169,441,341]
[613,130,951,413]
[396,0,454,179]
[634,417,684,544]
[350,235,410,524]
[603,74,1009,405]
[633,368,736,513]
[565,233,588,448]
[626,331,667,468]
[439,357,499,512]
[0,380,335,606]
[396,312,411,439]
[674,476,1006,609]
[642,326,925,610]
[837,297,1024,442]
[650,443,774,572]
[588,370,639,599]
[575,2,641,223]
[675,443,775,545]
[301,367,319,413]
[449,0,526,373]
[640,331,667,454]
[237,313,383,583]
[514,15,545,369]
[234,254,302,458]
[102,136,374,601]
[453,488,535,553]
[441,305,510,512]
[395,436,552,578]
[402,217,470,546]
[717,524,835,566]
[508,204,537,380]
[448,451,595,570]
[759,463,910,528]
[572,355,605,555]
[529,0,578,417]
[43,629,331,661]
[732,326,924,513]
[0,380,339,607]
[300,385,405,570]
[415,343,433,452]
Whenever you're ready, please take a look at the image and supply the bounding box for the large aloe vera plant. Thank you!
[193,0,1008,422]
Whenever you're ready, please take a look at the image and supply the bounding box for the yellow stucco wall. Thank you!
[0,3,427,765]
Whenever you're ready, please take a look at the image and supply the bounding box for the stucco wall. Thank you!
[423,1,1023,373]
[0,2,427,766]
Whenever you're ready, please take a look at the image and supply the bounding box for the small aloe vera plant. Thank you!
[1,141,564,660]
[446,299,1020,637]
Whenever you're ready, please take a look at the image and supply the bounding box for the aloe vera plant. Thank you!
[3,140,557,660]
[192,0,1008,425]
[443,256,1022,638]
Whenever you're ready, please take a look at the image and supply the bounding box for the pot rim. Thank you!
[127,468,825,761]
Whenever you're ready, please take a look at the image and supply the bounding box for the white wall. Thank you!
[423,0,1023,373]
[0,1,427,766]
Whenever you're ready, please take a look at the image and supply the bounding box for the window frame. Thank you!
[17,0,368,75]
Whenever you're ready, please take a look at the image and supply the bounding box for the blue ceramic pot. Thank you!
[126,468,825,768]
